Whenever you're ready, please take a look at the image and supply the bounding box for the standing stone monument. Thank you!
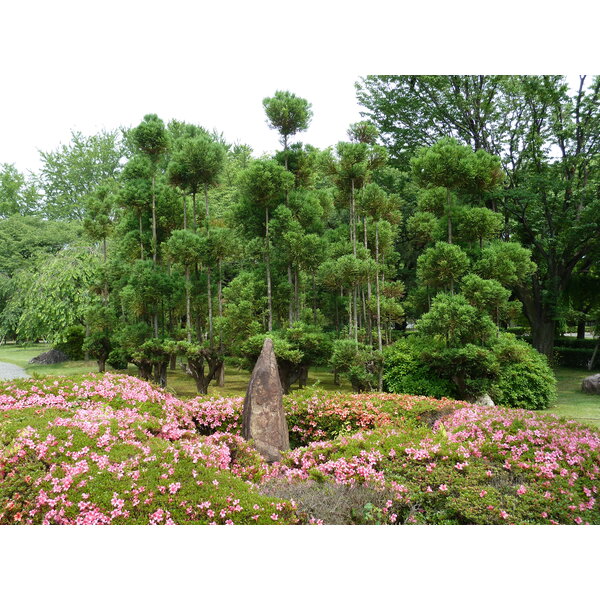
[242,338,290,462]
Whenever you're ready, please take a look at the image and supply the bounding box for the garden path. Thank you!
[0,361,29,381]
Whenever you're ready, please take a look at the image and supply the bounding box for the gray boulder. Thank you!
[475,393,495,407]
[581,373,600,394]
[242,338,290,462]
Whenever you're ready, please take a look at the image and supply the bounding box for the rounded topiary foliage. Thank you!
[383,338,456,399]
[493,334,557,410]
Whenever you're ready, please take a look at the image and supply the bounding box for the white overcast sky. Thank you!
[1,0,598,175]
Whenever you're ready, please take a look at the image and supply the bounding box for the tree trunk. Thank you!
[375,222,383,392]
[577,319,587,340]
[207,266,213,345]
[152,173,157,264]
[288,265,294,325]
[192,191,197,232]
[531,319,556,359]
[294,268,300,321]
[353,287,358,345]
[266,205,272,331]
[183,193,187,230]
[588,340,599,371]
[169,353,177,370]
[98,358,106,373]
[446,187,452,244]
[186,265,192,342]
[312,274,317,325]
[217,362,225,386]
[298,365,309,388]
[351,179,357,256]
[218,259,223,318]
[139,212,144,260]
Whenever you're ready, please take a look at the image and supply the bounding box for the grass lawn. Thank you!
[1,343,598,427]
[543,367,600,428]
[0,343,352,398]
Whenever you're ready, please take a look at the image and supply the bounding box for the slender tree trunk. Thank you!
[153,313,159,338]
[186,265,191,342]
[266,205,272,331]
[217,362,225,386]
[218,259,223,318]
[294,268,299,321]
[207,267,213,345]
[375,222,383,355]
[152,173,157,264]
[446,187,452,244]
[375,221,383,392]
[351,179,357,257]
[183,193,188,230]
[353,286,358,345]
[139,212,144,260]
[335,290,340,334]
[312,274,317,325]
[192,191,197,231]
[288,265,294,326]
[588,340,599,371]
[577,319,587,340]
[204,183,210,232]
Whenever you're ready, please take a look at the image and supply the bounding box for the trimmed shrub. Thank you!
[383,338,456,398]
[494,335,557,410]
[107,346,130,370]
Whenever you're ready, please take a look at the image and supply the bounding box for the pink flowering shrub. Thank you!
[0,374,297,525]
[1,374,598,525]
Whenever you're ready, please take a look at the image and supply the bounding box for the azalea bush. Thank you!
[0,374,298,525]
[0,373,597,525]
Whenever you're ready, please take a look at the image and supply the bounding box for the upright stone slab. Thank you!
[242,338,290,462]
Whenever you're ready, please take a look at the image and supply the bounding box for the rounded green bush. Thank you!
[493,335,557,410]
[383,338,456,398]
[54,325,86,360]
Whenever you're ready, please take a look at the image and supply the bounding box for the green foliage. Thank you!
[330,339,382,392]
[131,114,169,164]
[383,338,456,398]
[263,90,313,147]
[237,159,294,211]
[494,335,557,409]
[417,242,470,292]
[15,249,98,344]
[37,130,123,221]
[416,293,496,348]
[54,325,86,360]
[474,241,536,287]
[0,163,39,217]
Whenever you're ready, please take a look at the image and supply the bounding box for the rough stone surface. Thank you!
[581,373,600,394]
[242,338,290,462]
[28,349,69,365]
[475,393,495,407]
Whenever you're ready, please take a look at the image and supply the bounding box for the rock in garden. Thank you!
[28,349,69,365]
[581,373,600,394]
[475,393,495,406]
[242,338,290,463]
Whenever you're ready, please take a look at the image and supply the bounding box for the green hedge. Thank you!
[553,347,592,369]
